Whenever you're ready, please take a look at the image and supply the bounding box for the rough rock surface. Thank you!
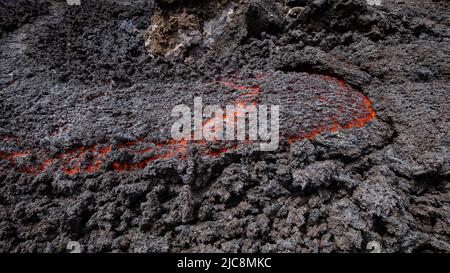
[0,0,449,253]
[144,0,284,58]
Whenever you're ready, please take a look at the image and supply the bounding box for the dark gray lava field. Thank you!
[0,0,449,252]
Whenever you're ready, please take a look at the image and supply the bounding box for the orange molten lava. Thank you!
[0,73,376,176]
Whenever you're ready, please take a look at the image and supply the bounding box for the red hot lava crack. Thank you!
[0,72,376,176]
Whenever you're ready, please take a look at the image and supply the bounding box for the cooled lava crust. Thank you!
[0,0,449,253]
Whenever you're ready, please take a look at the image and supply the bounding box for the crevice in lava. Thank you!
[0,72,377,176]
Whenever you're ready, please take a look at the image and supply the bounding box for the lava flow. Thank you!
[0,71,376,176]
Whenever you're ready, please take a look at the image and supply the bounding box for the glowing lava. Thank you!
[0,71,376,176]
